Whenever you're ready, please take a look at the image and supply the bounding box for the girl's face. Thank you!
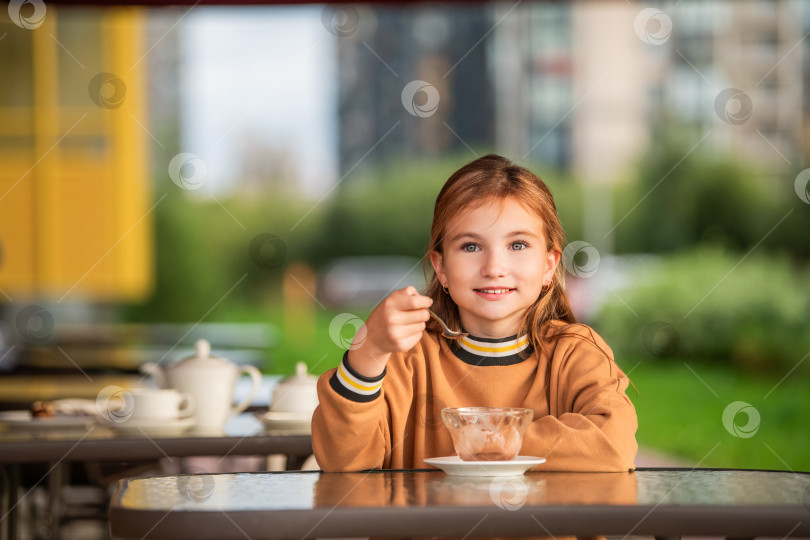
[430,197,560,338]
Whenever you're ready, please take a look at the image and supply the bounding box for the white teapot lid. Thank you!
[177,339,229,367]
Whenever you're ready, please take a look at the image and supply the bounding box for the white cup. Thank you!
[128,388,195,421]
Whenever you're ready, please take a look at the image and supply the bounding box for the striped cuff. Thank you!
[329,351,385,403]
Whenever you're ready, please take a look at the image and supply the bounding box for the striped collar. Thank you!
[451,334,532,366]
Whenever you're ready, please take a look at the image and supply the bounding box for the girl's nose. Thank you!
[481,251,507,278]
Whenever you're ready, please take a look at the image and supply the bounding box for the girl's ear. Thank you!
[545,248,561,283]
[430,250,446,286]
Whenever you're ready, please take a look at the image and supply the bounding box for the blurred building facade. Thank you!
[335,4,496,177]
[336,0,807,185]
[146,10,183,165]
[660,1,803,172]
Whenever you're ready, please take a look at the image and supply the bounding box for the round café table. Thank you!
[108,467,810,539]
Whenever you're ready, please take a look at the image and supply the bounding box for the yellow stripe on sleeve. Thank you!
[337,363,383,393]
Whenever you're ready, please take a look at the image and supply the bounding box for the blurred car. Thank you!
[318,256,427,309]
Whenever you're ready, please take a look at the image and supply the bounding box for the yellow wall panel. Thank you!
[0,7,152,303]
[31,13,62,294]
[0,164,35,297]
[107,8,153,302]
[0,109,33,135]
[54,169,116,299]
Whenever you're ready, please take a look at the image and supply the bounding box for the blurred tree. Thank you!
[123,193,236,322]
[304,156,455,268]
[612,121,789,255]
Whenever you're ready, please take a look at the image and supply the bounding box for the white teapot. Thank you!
[141,339,262,431]
[270,362,319,414]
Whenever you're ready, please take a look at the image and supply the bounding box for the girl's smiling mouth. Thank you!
[474,288,515,298]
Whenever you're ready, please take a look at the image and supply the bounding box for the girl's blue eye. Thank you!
[511,241,528,250]
[461,243,479,252]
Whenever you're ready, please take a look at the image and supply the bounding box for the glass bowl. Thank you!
[440,407,534,461]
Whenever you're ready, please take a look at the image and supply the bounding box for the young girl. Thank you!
[312,154,637,472]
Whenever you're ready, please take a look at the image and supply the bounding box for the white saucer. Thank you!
[0,410,95,431]
[423,456,546,477]
[100,416,195,436]
[257,411,312,434]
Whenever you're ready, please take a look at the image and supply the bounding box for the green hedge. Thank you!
[611,123,809,258]
[594,247,810,374]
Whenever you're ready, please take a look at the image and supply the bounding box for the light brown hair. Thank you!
[423,154,577,352]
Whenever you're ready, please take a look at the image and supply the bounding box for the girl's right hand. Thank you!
[347,286,433,378]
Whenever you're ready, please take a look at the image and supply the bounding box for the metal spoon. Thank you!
[428,309,468,340]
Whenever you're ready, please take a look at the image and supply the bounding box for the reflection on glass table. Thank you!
[109,468,810,540]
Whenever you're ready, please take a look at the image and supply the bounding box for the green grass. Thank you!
[622,357,810,472]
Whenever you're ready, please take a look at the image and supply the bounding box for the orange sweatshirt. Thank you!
[312,320,638,472]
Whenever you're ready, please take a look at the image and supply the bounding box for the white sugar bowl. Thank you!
[270,362,319,414]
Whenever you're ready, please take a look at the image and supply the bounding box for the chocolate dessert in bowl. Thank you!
[440,407,533,461]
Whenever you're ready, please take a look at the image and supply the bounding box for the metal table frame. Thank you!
[1,422,312,540]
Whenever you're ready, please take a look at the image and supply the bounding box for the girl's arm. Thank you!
[311,287,431,472]
[522,337,638,472]
[311,360,389,471]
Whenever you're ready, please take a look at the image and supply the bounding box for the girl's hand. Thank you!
[347,287,433,377]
